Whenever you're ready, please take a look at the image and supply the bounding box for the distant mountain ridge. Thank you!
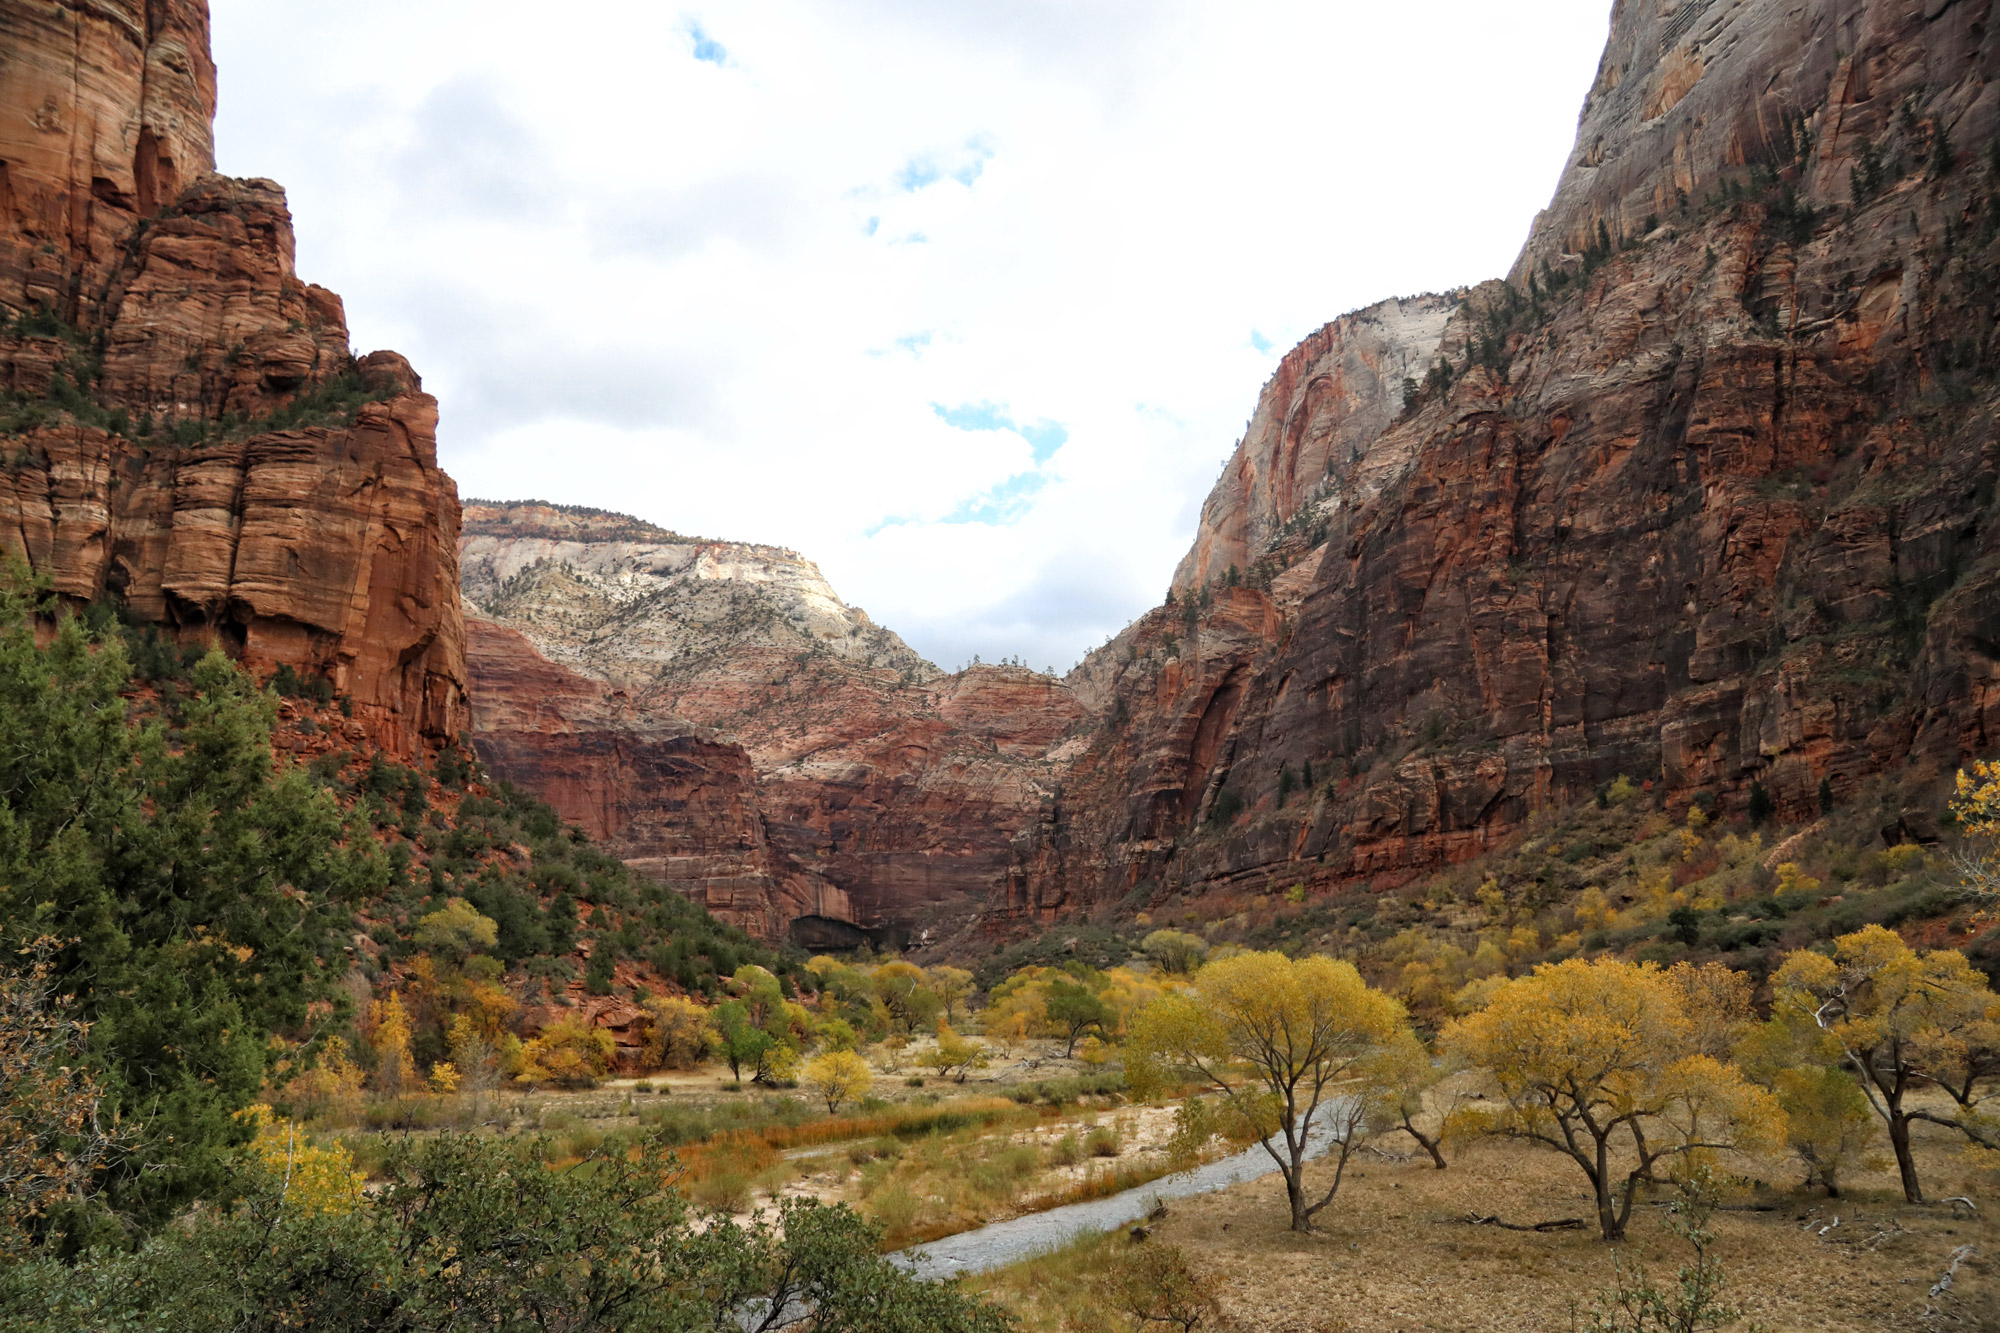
[461,499,1083,945]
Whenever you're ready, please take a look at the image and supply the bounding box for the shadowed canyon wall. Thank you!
[0,0,465,757]
[1010,0,2000,922]
[465,615,856,942]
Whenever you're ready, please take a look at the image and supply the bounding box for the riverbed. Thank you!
[895,1099,1352,1281]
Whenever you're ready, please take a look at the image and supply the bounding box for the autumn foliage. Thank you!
[1446,958,1785,1241]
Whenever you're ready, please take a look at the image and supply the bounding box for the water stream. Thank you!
[893,1098,1353,1282]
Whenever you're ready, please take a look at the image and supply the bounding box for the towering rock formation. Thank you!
[1014,0,2000,919]
[0,0,465,757]
[462,502,1085,943]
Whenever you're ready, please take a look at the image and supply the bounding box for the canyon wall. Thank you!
[462,502,1086,943]
[0,0,465,757]
[1012,0,2000,920]
[465,615,854,942]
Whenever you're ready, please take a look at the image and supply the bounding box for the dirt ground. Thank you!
[979,1118,1999,1332]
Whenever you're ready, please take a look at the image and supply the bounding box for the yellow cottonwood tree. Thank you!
[367,991,417,1096]
[872,961,941,1035]
[515,1018,616,1089]
[1365,1029,1461,1169]
[920,1024,988,1082]
[1129,951,1410,1232]
[1772,924,2000,1201]
[927,966,975,1024]
[642,994,717,1071]
[1445,958,1784,1241]
[1951,759,2000,900]
[802,1049,873,1113]
[1770,1065,1880,1197]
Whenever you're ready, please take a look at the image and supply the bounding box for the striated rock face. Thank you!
[462,502,1086,942]
[0,0,217,322]
[465,616,851,942]
[0,0,465,757]
[1172,294,1461,594]
[1512,0,1991,278]
[1013,0,2000,919]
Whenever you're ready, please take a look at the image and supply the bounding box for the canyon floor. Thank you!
[317,1063,1999,1331]
[970,1121,2000,1333]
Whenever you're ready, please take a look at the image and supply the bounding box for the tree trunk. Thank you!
[1591,1139,1623,1241]
[1404,1120,1447,1169]
[1594,1183,1623,1242]
[1888,1114,1924,1203]
[1285,1165,1310,1232]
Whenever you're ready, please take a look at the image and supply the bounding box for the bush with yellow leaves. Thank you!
[277,1036,366,1122]
[235,1104,365,1215]
[514,1018,616,1089]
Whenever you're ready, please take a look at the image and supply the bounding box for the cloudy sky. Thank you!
[209,0,1611,673]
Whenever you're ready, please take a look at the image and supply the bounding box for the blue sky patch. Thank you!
[896,161,943,192]
[932,401,1067,464]
[944,471,1047,525]
[686,22,728,65]
[1018,419,1067,464]
[1249,329,1273,354]
[897,137,995,194]
[934,401,1012,433]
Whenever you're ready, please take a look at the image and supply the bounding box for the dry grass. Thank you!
[970,1120,2000,1332]
[753,1104,1198,1246]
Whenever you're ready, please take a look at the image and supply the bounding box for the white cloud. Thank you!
[210,0,1611,672]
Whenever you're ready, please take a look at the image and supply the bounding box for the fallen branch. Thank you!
[1462,1213,1586,1233]
[1929,1244,1975,1300]
[1938,1197,1978,1216]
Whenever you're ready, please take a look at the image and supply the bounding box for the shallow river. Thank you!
[893,1099,1352,1281]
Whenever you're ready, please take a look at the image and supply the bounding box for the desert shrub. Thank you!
[691,1170,752,1213]
[868,1183,921,1236]
[1100,1242,1224,1332]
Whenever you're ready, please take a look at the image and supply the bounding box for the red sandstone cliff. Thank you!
[465,615,853,942]
[461,502,1086,942]
[1014,0,2000,920]
[0,0,465,756]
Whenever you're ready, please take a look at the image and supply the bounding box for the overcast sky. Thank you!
[209,0,1611,673]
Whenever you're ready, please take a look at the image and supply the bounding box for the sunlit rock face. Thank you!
[1012,0,2000,919]
[1172,294,1460,597]
[461,502,1087,944]
[0,0,465,758]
